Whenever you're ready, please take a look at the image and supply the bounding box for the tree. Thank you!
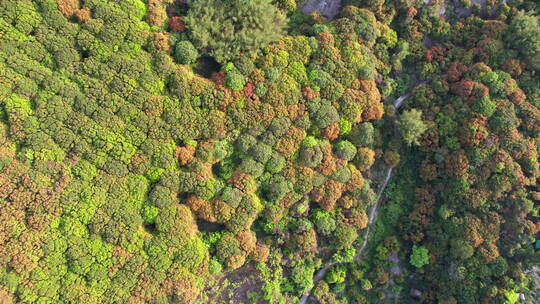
[506,10,540,70]
[333,222,358,250]
[225,70,245,91]
[325,265,346,284]
[450,239,474,260]
[398,109,428,146]
[472,96,496,117]
[184,0,287,63]
[410,245,429,268]
[175,41,199,65]
[334,140,357,161]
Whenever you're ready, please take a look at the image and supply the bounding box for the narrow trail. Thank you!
[299,81,426,304]
[298,168,393,304]
[393,81,428,110]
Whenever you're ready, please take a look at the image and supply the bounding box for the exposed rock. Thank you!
[301,0,342,20]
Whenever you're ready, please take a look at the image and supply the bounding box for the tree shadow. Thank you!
[193,56,221,78]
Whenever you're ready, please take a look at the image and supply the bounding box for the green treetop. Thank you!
[398,109,428,146]
[184,0,287,63]
[410,245,429,268]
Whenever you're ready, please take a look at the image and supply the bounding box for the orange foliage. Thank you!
[472,82,490,99]
[409,188,435,226]
[229,171,256,193]
[459,114,489,147]
[236,230,257,254]
[444,149,469,177]
[419,127,439,152]
[355,147,375,171]
[169,16,185,32]
[501,59,523,76]
[164,271,201,303]
[359,80,381,103]
[251,243,270,262]
[154,32,171,52]
[0,288,15,304]
[321,123,340,141]
[302,87,320,100]
[509,89,526,105]
[242,82,260,105]
[176,146,195,166]
[446,62,468,82]
[312,179,345,211]
[275,126,305,157]
[226,254,246,270]
[211,71,226,86]
[345,209,368,230]
[186,195,216,222]
[481,20,507,39]
[74,7,91,22]
[293,229,318,253]
[478,243,499,263]
[286,104,305,121]
[465,216,484,248]
[426,45,447,62]
[147,0,170,27]
[450,79,475,97]
[345,169,365,192]
[420,160,438,181]
[317,145,344,176]
[57,0,79,17]
[337,195,355,209]
[465,188,489,209]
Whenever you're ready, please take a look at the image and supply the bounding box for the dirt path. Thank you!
[393,81,428,110]
[298,81,426,304]
[298,168,393,304]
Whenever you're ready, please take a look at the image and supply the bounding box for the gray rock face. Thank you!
[300,0,342,20]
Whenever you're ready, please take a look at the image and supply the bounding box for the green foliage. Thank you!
[209,258,223,274]
[325,265,346,284]
[141,204,159,223]
[506,10,540,69]
[449,239,474,260]
[350,122,374,148]
[410,245,429,268]
[333,222,358,250]
[176,238,208,269]
[398,109,428,146]
[299,143,323,168]
[175,41,199,64]
[225,69,245,91]
[314,215,336,236]
[339,118,352,135]
[334,140,357,161]
[291,261,315,294]
[258,253,286,304]
[184,0,287,63]
[472,96,496,117]
[0,1,537,303]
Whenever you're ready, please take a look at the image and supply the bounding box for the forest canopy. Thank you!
[0,0,538,303]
